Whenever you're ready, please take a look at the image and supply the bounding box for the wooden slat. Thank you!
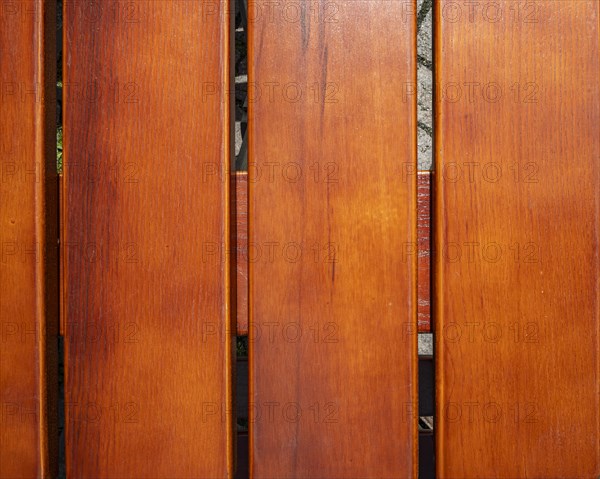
[435,1,600,477]
[63,2,233,477]
[234,171,431,335]
[237,431,438,479]
[234,172,248,335]
[0,1,58,477]
[249,1,418,477]
[417,171,431,333]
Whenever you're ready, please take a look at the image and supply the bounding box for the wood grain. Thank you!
[235,171,431,335]
[0,1,58,477]
[63,2,233,477]
[249,1,418,477]
[435,1,600,477]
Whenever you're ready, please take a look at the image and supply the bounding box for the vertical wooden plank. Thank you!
[0,1,58,477]
[435,1,600,477]
[63,1,233,477]
[249,1,418,477]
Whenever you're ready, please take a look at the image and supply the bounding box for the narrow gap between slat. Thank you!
[57,1,65,477]
[417,0,435,477]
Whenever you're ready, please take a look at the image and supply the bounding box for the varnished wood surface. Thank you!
[0,1,58,477]
[235,171,431,336]
[417,171,431,333]
[249,1,418,477]
[435,1,600,477]
[234,172,248,335]
[63,2,233,477]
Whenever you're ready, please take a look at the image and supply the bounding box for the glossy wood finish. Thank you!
[435,1,600,477]
[63,2,233,477]
[235,172,431,336]
[249,1,418,477]
[0,1,58,477]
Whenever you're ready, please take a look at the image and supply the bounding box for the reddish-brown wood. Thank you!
[435,1,600,477]
[233,172,248,335]
[0,1,58,477]
[417,171,431,333]
[249,1,419,477]
[234,171,431,336]
[63,2,233,477]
